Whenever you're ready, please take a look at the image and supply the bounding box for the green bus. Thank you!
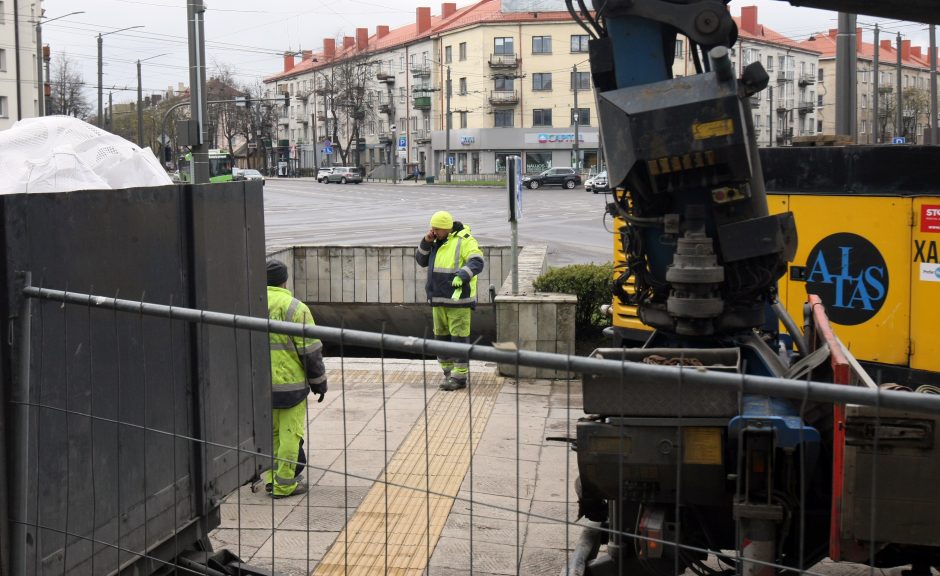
[178,149,235,183]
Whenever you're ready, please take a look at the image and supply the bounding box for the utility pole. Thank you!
[835,13,857,140]
[98,25,143,128]
[573,64,580,169]
[445,66,452,183]
[187,0,209,184]
[107,91,113,130]
[873,24,880,143]
[137,54,168,148]
[896,31,903,141]
[931,26,938,144]
[35,12,84,117]
[768,85,774,146]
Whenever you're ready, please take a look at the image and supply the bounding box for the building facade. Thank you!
[801,29,936,143]
[0,0,43,130]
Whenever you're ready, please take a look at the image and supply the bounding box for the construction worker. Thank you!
[415,210,485,391]
[263,259,327,498]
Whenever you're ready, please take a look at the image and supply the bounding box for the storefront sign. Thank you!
[921,205,940,233]
[524,132,598,145]
[460,136,475,145]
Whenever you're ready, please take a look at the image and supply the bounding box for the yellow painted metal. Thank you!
[779,195,910,366]
[910,198,940,372]
[682,428,723,465]
[611,215,649,335]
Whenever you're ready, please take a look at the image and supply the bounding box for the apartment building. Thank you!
[430,0,600,174]
[674,6,822,146]
[0,0,43,130]
[800,29,936,143]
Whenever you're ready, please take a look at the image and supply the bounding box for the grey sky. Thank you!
[38,0,934,106]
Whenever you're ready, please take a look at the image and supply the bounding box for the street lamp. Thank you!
[137,53,169,147]
[98,25,144,128]
[35,11,84,116]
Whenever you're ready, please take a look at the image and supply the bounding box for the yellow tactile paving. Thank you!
[313,371,502,576]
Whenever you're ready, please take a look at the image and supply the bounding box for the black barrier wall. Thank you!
[0,182,271,575]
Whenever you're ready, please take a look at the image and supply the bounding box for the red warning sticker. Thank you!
[922,205,940,233]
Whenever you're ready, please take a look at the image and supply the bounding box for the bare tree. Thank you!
[876,86,897,142]
[207,65,250,153]
[902,86,930,143]
[321,55,378,167]
[48,52,91,119]
[238,81,279,171]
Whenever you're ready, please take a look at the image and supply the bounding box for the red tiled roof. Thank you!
[797,29,935,69]
[733,16,820,54]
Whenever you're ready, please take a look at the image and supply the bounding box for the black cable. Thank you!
[690,40,704,74]
[576,0,603,37]
[565,0,598,40]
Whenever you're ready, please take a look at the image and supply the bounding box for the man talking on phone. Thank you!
[415,210,485,391]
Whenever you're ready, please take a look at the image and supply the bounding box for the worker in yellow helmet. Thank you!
[415,211,485,391]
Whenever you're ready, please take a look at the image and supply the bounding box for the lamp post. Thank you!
[137,53,169,147]
[35,11,84,116]
[98,25,144,128]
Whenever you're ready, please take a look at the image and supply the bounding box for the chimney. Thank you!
[442,2,457,18]
[416,6,432,34]
[902,39,911,61]
[912,46,922,59]
[324,38,336,59]
[283,51,295,72]
[856,27,863,52]
[740,6,758,35]
[301,49,313,61]
[828,28,837,39]
[357,27,369,50]
[880,39,892,51]
[343,36,355,50]
[377,25,390,38]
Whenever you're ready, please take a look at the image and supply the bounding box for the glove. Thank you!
[310,381,327,403]
[451,275,464,301]
[452,275,463,288]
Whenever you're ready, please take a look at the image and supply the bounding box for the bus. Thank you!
[178,149,235,183]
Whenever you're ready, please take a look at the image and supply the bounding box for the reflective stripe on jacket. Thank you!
[268,286,324,408]
[415,223,485,308]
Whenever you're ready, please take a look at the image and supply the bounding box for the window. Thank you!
[399,87,406,103]
[571,107,590,126]
[532,73,552,91]
[459,42,467,60]
[817,120,823,132]
[818,68,824,82]
[369,121,376,134]
[412,115,418,131]
[0,49,5,72]
[459,77,467,95]
[570,71,590,90]
[533,109,552,126]
[494,37,514,55]
[0,96,8,118]
[0,2,4,24]
[445,45,453,63]
[571,34,589,53]
[817,94,823,106]
[674,39,684,58]
[861,94,868,109]
[400,55,405,70]
[459,111,467,128]
[861,119,868,134]
[495,109,514,127]
[410,54,416,67]
[494,75,514,91]
[423,51,429,65]
[533,36,552,54]
[766,55,773,71]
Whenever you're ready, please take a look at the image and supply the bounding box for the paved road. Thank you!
[262,178,614,266]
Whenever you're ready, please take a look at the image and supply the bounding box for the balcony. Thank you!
[293,109,308,123]
[411,64,431,77]
[777,70,794,82]
[413,96,431,110]
[799,73,816,86]
[376,71,395,84]
[750,96,761,109]
[278,115,290,126]
[489,53,518,68]
[378,131,393,143]
[797,101,814,114]
[412,129,431,143]
[317,113,328,122]
[379,103,393,115]
[489,90,519,105]
[775,99,794,114]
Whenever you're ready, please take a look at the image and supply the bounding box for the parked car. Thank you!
[317,167,334,183]
[240,169,265,183]
[585,171,609,194]
[522,167,581,189]
[325,167,362,184]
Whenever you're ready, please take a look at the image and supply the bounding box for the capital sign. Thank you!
[805,233,888,326]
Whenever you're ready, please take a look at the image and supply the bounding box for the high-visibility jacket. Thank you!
[415,222,485,308]
[267,286,327,409]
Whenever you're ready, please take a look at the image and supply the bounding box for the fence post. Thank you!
[9,271,33,576]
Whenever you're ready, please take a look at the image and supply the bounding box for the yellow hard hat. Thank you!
[429,211,453,229]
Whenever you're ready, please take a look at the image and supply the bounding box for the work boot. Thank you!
[440,376,467,391]
[269,478,308,499]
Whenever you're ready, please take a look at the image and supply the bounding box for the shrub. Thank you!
[533,263,614,335]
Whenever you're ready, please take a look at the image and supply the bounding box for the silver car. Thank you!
[317,167,334,183]
[325,167,362,184]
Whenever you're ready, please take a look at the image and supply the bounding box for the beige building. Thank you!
[800,29,936,143]
[0,0,43,130]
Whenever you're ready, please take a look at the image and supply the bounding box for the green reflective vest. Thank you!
[268,286,322,408]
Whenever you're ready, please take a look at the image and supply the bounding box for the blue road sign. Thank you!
[398,136,407,149]
[447,156,455,166]
[323,146,334,155]
[893,136,906,144]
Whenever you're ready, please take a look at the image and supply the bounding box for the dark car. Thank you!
[522,167,581,189]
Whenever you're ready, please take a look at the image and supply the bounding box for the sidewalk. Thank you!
[211,357,583,575]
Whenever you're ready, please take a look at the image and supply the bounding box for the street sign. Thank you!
[323,146,334,155]
[893,136,907,144]
[447,156,455,166]
[323,139,332,147]
[508,156,523,221]
[398,136,407,149]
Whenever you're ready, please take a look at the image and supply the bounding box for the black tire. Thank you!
[565,179,577,189]
[341,177,347,184]
[593,189,598,194]
[354,181,360,184]
[529,180,540,190]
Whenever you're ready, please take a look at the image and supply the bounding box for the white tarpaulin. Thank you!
[0,115,173,194]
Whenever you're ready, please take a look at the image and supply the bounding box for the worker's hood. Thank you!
[0,115,173,194]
